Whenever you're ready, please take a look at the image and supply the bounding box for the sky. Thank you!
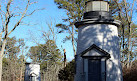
[2,0,137,62]
[9,0,75,62]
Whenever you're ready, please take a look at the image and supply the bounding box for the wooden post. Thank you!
[63,49,66,67]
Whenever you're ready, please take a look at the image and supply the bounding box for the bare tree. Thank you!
[113,0,137,68]
[0,0,38,80]
[28,21,64,81]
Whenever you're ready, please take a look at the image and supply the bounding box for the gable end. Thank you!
[80,44,110,58]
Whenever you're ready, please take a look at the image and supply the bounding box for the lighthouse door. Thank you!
[88,59,101,81]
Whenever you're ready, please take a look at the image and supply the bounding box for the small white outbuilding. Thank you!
[24,63,41,81]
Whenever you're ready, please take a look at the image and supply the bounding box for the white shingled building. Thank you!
[24,63,41,81]
[74,0,123,81]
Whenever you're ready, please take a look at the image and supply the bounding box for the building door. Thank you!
[88,59,101,81]
[30,76,36,81]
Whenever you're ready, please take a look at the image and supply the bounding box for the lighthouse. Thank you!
[74,0,123,81]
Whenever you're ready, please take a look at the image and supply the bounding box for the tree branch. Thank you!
[7,0,30,36]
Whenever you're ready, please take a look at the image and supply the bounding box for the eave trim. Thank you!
[80,44,111,58]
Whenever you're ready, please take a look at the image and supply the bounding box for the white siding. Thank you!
[25,63,41,81]
[75,24,123,81]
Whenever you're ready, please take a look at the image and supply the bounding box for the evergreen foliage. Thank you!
[29,40,62,63]
[54,0,88,55]
[58,60,75,81]
[28,39,63,81]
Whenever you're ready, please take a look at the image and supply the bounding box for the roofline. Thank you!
[75,18,121,28]
[80,44,111,58]
[25,62,40,65]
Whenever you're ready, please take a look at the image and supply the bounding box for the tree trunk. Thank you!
[72,25,76,56]
[127,22,132,68]
[0,39,7,81]
[19,66,22,81]
[0,53,2,81]
[122,24,125,67]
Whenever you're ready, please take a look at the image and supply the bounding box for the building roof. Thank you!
[30,72,38,77]
[80,44,111,59]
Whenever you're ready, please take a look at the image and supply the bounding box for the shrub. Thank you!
[58,60,75,81]
[123,60,137,81]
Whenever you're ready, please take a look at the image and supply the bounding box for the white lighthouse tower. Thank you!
[74,0,123,81]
